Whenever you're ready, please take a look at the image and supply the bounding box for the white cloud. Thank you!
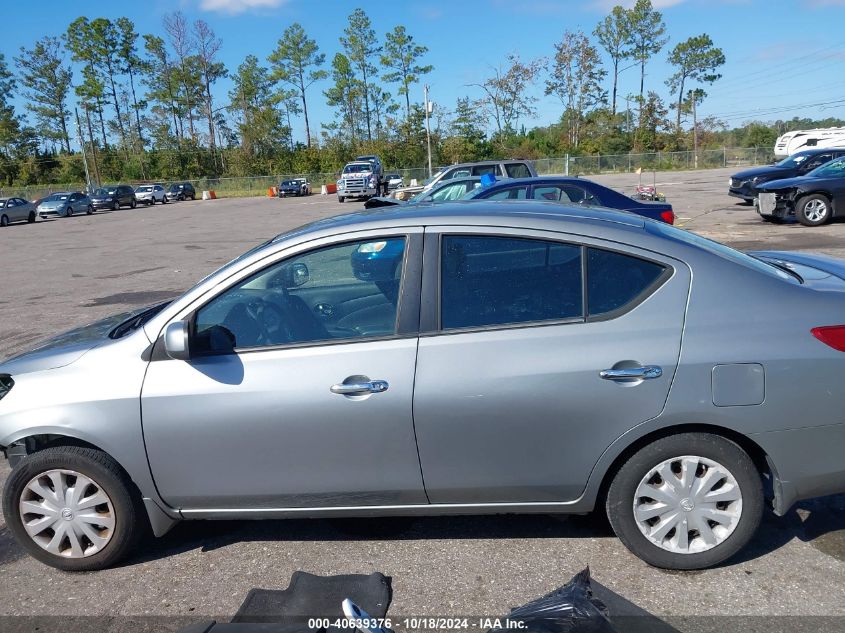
[199,0,287,15]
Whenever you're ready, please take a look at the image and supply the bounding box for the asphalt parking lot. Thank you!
[2,166,845,630]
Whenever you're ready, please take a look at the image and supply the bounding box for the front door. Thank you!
[413,228,690,504]
[141,231,426,510]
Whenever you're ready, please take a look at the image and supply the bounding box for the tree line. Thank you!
[0,1,837,188]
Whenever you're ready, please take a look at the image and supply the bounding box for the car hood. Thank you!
[756,176,817,191]
[37,200,65,209]
[732,166,792,181]
[0,305,155,374]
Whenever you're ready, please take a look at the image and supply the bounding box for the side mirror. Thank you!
[285,262,310,287]
[163,321,191,361]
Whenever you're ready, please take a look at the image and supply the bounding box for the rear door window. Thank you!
[485,186,528,200]
[440,236,582,330]
[505,163,532,178]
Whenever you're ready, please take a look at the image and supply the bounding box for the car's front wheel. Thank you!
[112,200,120,211]
[0,214,8,227]
[606,432,763,570]
[28,211,36,223]
[130,199,137,209]
[2,446,143,571]
[86,205,93,215]
[796,194,832,226]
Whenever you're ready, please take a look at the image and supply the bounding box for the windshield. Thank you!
[808,157,845,178]
[281,180,297,186]
[46,193,69,201]
[94,188,116,196]
[775,151,814,168]
[136,186,153,192]
[343,164,371,174]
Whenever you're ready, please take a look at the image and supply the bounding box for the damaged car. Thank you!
[756,156,845,226]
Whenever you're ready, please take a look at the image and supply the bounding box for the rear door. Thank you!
[412,227,690,504]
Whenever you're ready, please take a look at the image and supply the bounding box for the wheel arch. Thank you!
[592,422,772,515]
[4,432,180,536]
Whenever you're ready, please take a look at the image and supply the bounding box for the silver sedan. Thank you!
[2,202,845,572]
[36,191,93,218]
[0,197,38,226]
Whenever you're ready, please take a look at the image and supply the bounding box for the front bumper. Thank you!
[37,207,64,218]
[278,189,300,197]
[756,192,794,219]
[91,199,115,209]
[338,188,377,199]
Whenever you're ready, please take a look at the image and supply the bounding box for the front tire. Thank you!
[112,200,120,211]
[0,214,8,227]
[65,206,73,217]
[795,194,831,226]
[130,199,137,209]
[28,211,36,223]
[2,446,142,571]
[606,432,763,570]
[86,205,93,215]
[338,196,345,203]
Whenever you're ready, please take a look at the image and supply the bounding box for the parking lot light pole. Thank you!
[424,84,433,179]
[74,108,93,194]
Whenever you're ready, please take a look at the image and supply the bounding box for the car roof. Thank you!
[271,200,646,247]
[794,147,845,155]
[478,176,586,188]
[445,159,532,168]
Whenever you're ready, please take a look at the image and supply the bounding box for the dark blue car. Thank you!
[462,176,675,224]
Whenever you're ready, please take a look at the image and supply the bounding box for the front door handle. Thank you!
[600,366,663,381]
[330,380,389,396]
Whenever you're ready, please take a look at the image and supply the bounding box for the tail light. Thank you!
[811,325,845,352]
[660,209,675,225]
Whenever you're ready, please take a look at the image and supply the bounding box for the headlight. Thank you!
[357,241,387,254]
[369,177,376,188]
[0,374,13,401]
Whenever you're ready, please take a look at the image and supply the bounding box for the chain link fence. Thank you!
[0,148,775,201]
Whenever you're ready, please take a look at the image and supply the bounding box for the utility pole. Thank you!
[424,84,433,179]
[74,108,93,193]
[83,107,101,188]
[692,94,698,169]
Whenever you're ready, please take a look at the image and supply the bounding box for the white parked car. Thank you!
[386,173,404,190]
[135,184,168,205]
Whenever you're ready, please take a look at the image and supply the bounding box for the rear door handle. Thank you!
[330,380,389,396]
[600,366,663,381]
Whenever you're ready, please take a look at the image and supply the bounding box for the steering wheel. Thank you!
[244,298,293,345]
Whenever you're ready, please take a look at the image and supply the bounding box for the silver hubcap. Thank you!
[19,469,115,558]
[633,455,742,554]
[804,199,828,222]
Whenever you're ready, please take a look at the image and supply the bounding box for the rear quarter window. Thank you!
[505,163,532,178]
[587,248,667,317]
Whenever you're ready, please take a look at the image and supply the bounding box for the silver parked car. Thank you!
[36,191,93,218]
[0,197,38,226]
[2,202,845,572]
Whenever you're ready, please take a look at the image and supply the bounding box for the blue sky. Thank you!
[5,0,845,144]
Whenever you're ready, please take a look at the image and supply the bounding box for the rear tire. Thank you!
[2,446,143,571]
[795,194,831,226]
[606,432,763,570]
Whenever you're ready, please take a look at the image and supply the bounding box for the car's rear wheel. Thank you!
[606,432,763,570]
[796,194,831,226]
[2,446,142,571]
[0,214,8,227]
